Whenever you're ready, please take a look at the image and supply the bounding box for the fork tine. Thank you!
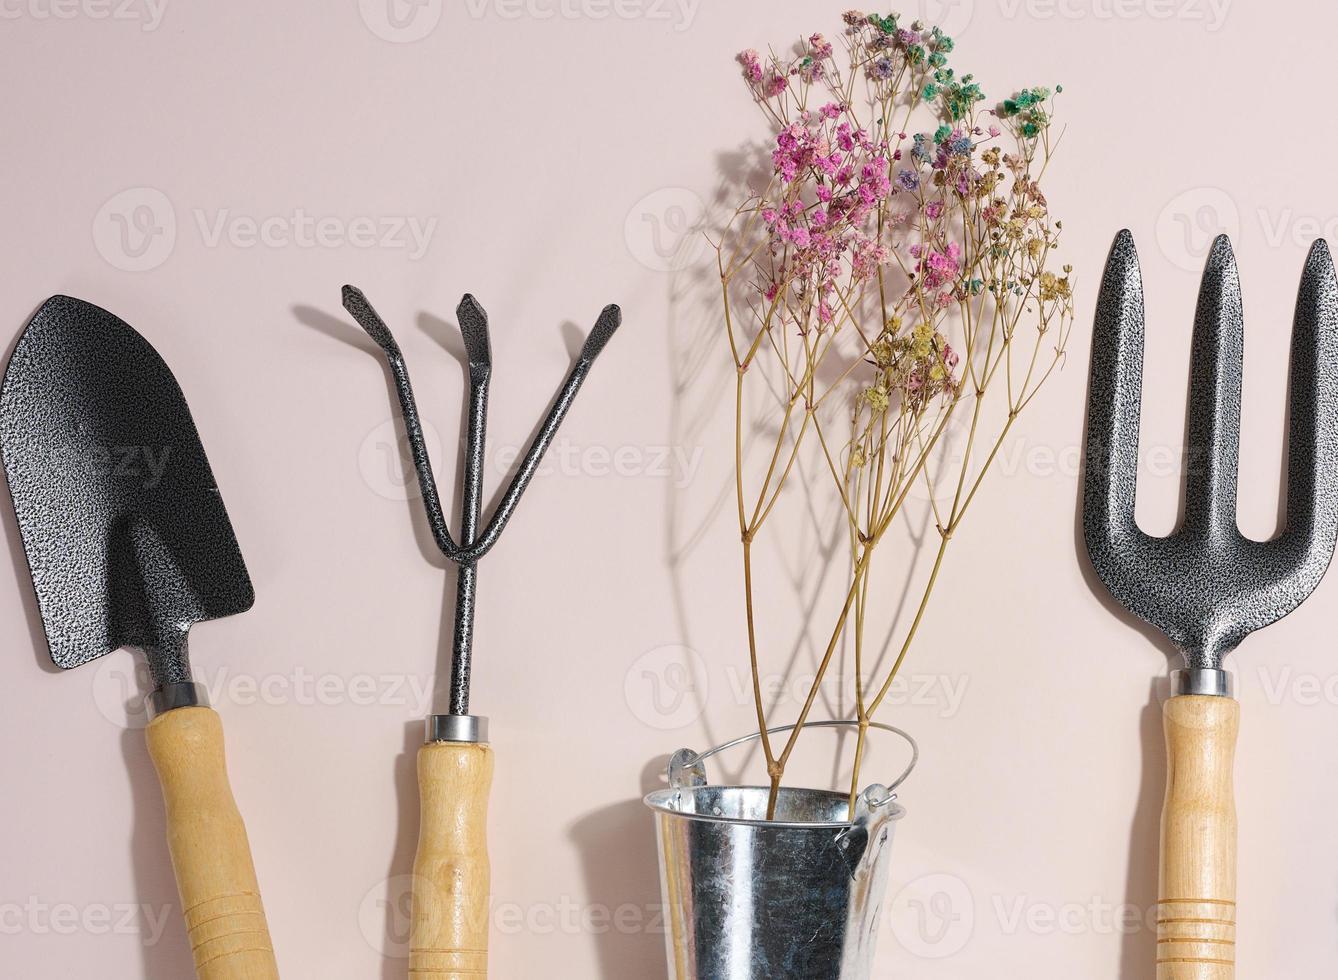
[1182,235,1244,537]
[1280,240,1338,565]
[1084,230,1146,551]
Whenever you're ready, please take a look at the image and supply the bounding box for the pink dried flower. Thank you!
[919,242,962,290]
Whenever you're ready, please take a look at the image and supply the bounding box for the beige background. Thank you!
[1,1,1335,977]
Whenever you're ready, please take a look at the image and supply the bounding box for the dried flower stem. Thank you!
[723,11,1075,818]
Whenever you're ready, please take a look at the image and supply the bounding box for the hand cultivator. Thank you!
[342,286,620,978]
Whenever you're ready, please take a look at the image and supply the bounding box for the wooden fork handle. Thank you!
[1158,695,1238,980]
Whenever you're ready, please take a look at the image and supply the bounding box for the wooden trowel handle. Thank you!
[1158,695,1238,980]
[146,706,279,980]
[410,741,493,979]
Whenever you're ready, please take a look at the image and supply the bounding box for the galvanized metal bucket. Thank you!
[645,720,917,980]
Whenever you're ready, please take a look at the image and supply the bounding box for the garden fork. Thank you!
[343,286,620,979]
[1083,230,1338,979]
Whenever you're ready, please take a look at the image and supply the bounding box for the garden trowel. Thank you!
[1,295,279,980]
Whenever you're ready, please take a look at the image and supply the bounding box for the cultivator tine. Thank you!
[464,304,623,562]
[1084,230,1149,567]
[449,294,493,714]
[454,294,492,549]
[1280,240,1338,570]
[343,285,460,558]
[1183,235,1245,538]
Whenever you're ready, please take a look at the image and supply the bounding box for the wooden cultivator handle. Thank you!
[1158,695,1238,980]
[410,741,494,978]
[145,706,279,980]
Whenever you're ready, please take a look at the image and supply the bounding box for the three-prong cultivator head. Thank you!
[1084,230,1338,688]
[1083,230,1338,980]
[343,286,621,739]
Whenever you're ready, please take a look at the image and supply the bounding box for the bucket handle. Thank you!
[667,719,919,804]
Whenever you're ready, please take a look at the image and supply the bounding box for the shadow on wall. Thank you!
[569,757,672,980]
[664,141,852,783]
[1119,682,1167,980]
[662,141,942,789]
[1070,299,1178,980]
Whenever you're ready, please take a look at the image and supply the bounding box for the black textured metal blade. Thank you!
[0,296,253,679]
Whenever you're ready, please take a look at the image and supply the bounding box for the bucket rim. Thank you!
[642,784,907,829]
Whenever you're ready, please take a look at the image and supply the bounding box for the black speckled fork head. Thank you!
[1083,231,1338,669]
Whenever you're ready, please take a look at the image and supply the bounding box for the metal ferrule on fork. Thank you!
[1170,668,1233,699]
